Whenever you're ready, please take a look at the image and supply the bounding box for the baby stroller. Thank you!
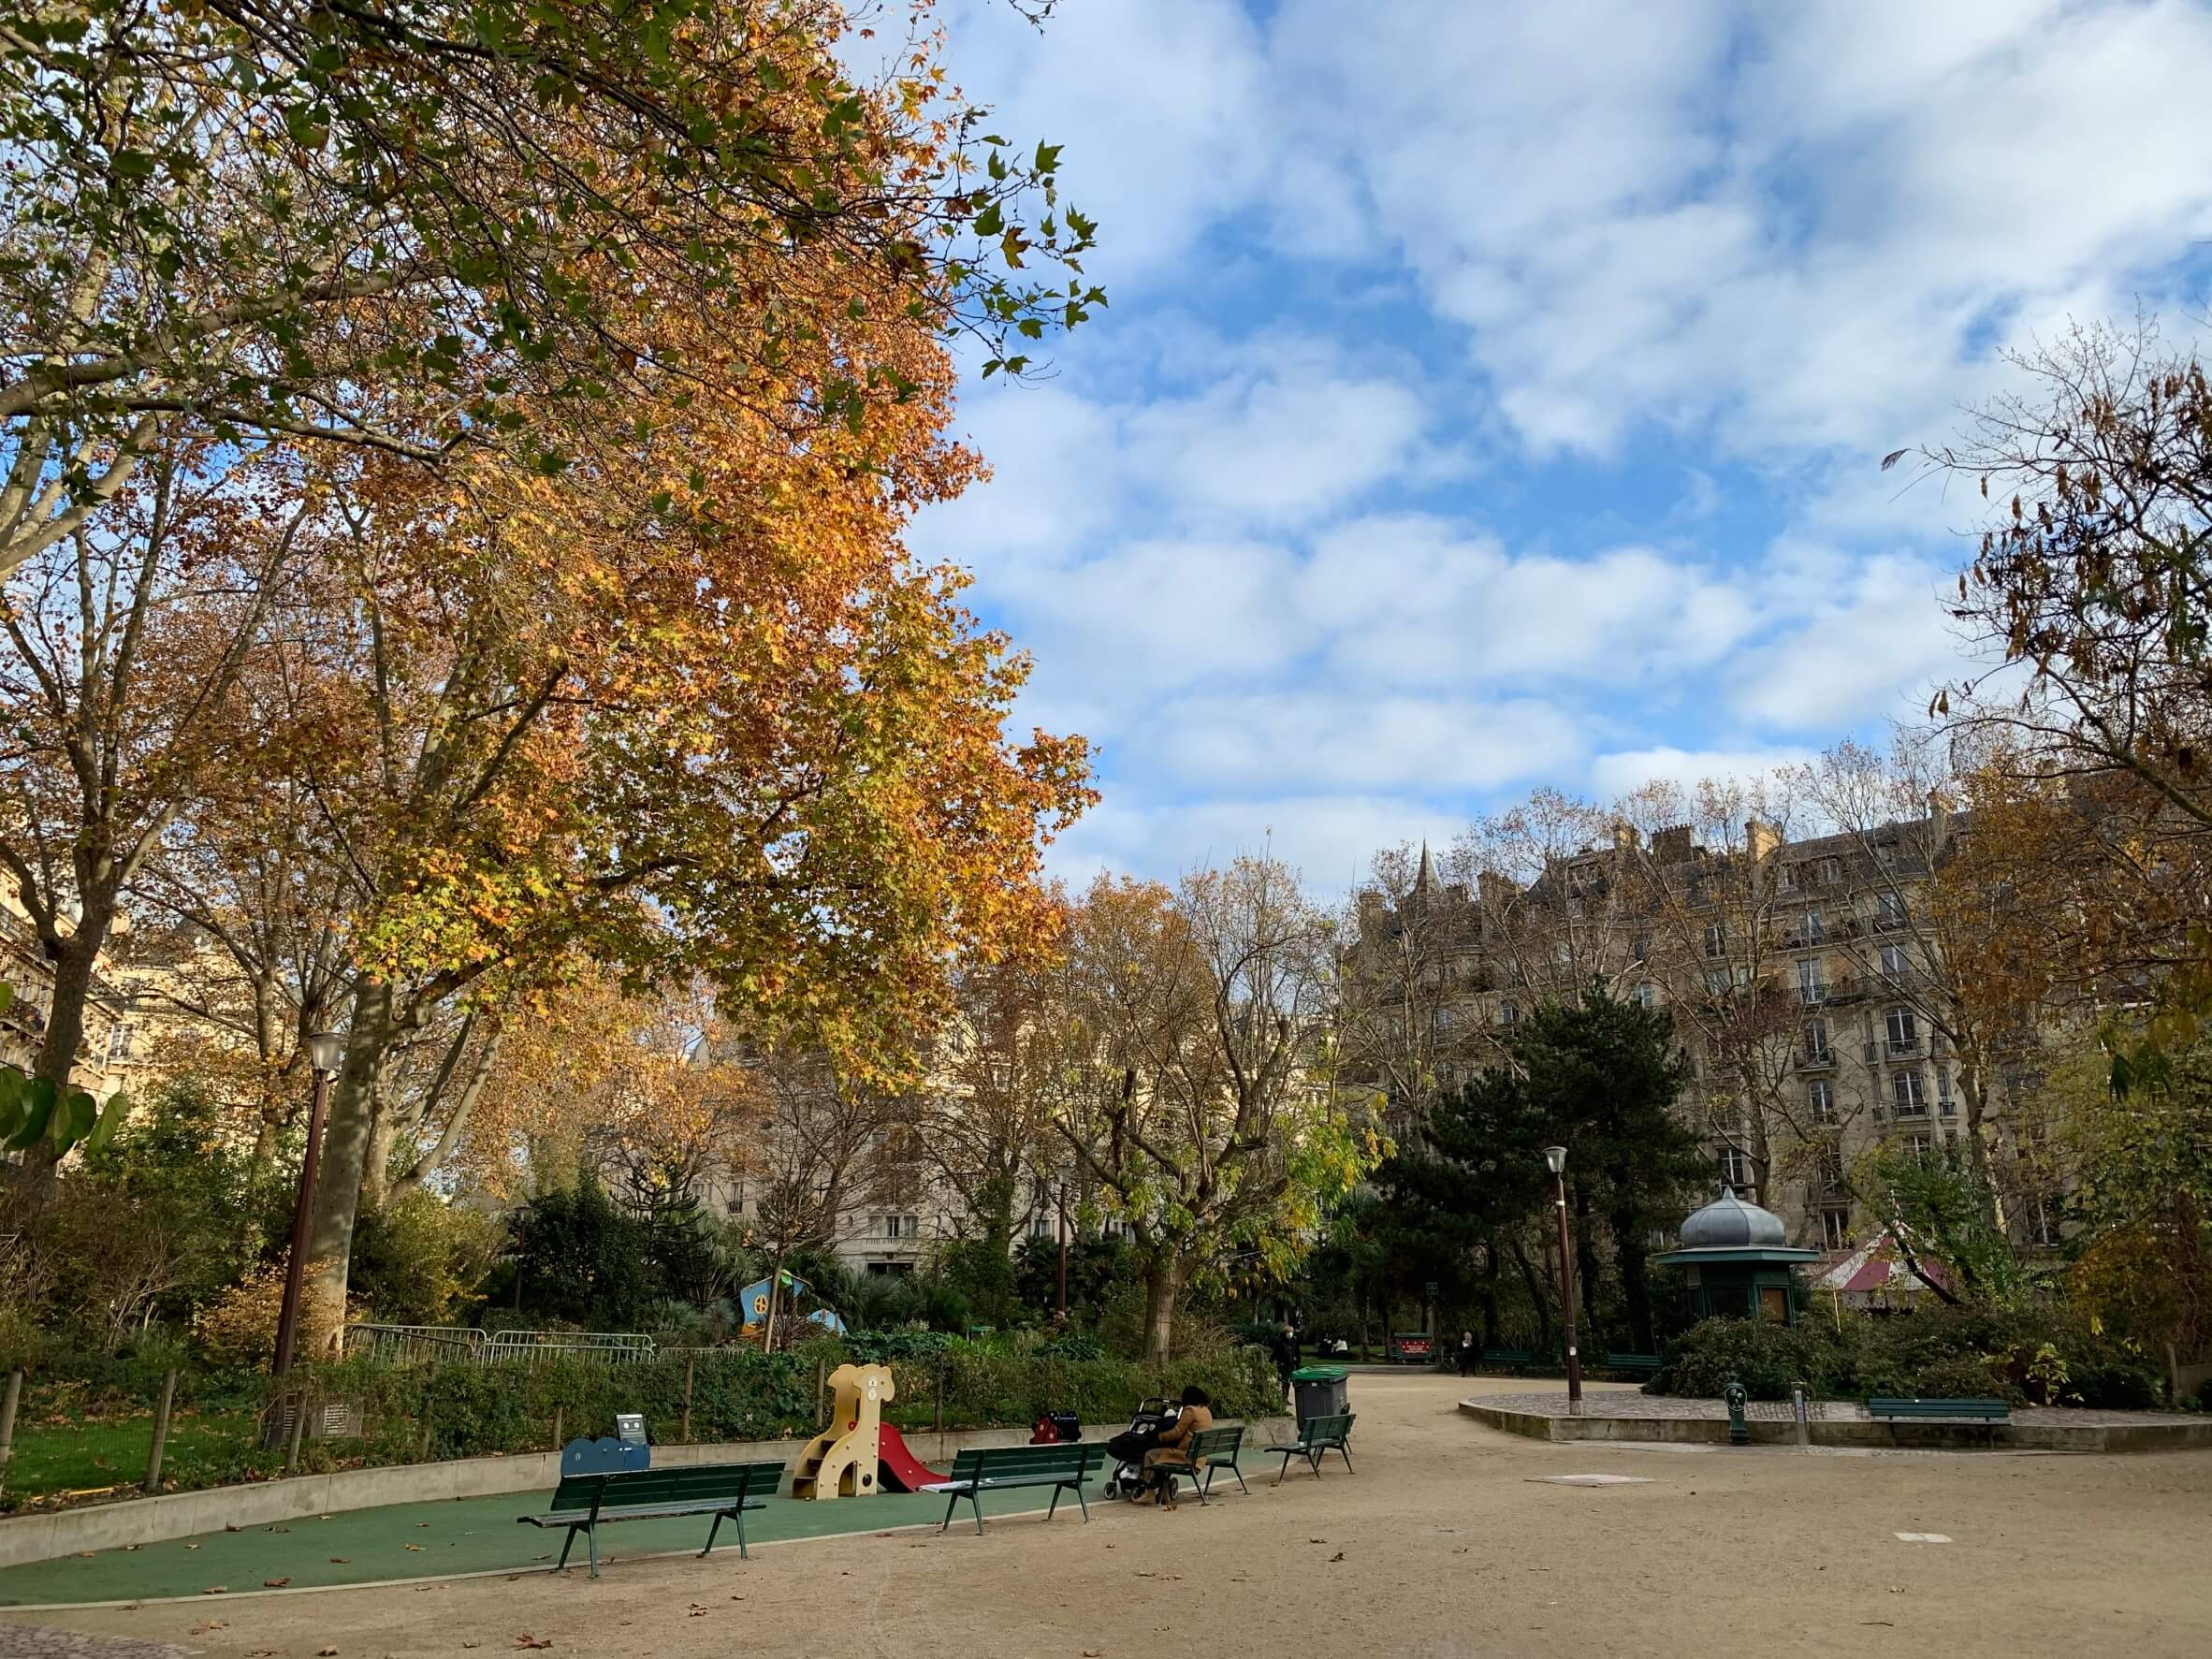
[1105,1396,1179,1499]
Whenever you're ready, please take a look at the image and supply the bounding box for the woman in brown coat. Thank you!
[1141,1386,1214,1509]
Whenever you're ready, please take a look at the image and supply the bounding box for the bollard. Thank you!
[145,1370,179,1493]
[1792,1386,1810,1449]
[1724,1375,1749,1447]
[285,1390,308,1474]
[0,1369,22,1499]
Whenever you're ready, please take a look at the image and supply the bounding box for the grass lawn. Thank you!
[0,1410,259,1508]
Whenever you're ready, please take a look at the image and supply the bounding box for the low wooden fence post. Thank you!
[417,1404,434,1462]
[0,1369,23,1499]
[682,1356,696,1443]
[284,1389,309,1474]
[551,1404,564,1452]
[144,1369,179,1494]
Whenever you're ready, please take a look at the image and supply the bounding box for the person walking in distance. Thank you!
[1272,1324,1300,1402]
[1457,1330,1477,1378]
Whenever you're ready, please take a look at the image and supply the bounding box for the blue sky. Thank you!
[899,0,2212,891]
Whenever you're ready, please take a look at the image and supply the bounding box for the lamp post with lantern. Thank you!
[1543,1145,1583,1407]
[271,1032,345,1380]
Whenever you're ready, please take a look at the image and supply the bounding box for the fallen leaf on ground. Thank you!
[187,1623,226,1636]
[184,1543,200,1550]
[263,1577,292,1588]
[225,1523,241,1534]
[201,1586,226,1595]
[1329,1552,1346,1564]
[515,1637,553,1650]
[329,1557,351,1564]
[320,1648,339,1655]
[405,1543,424,1550]
[248,1650,277,1656]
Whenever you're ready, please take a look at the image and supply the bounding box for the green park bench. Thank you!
[1605,1353,1662,1376]
[1154,1424,1249,1505]
[1481,1348,1535,1374]
[518,1460,784,1577]
[1270,1412,1355,1485]
[927,1441,1105,1535]
[1867,1396,2009,1439]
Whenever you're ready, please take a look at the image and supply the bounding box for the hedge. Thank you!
[1644,1308,2164,1409]
[284,1340,1281,1467]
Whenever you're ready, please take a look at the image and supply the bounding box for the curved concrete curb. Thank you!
[1458,1397,2212,1452]
[0,1417,1293,1571]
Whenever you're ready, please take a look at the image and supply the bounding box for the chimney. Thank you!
[1927,788,1953,846]
[1745,818,1782,862]
[1652,824,1695,864]
[1477,870,1515,911]
[1612,822,1640,854]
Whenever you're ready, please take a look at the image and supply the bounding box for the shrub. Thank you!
[1647,1318,1841,1401]
[1647,1304,2164,1408]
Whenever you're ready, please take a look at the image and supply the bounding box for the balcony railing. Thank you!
[1797,1048,1834,1070]
[1864,1037,1922,1063]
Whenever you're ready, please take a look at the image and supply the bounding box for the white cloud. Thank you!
[1590,745,1817,802]
[1142,691,1584,793]
[1048,792,1468,893]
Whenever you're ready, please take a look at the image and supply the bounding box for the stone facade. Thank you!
[1340,813,2058,1253]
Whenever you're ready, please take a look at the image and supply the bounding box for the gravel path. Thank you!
[7,1373,2209,1658]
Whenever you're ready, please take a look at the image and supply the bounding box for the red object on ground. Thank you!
[875,1423,949,1492]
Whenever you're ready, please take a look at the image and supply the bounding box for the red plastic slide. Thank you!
[875,1423,949,1492]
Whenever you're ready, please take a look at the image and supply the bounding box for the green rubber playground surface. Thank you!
[0,1470,1120,1608]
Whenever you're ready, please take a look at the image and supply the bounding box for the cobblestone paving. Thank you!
[0,1627,196,1658]
[1466,1391,2179,1426]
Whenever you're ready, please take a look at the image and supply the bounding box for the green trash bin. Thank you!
[1289,1365,1350,1423]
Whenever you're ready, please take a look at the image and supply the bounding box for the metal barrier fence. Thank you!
[341,1324,656,1365]
[339,1325,486,1364]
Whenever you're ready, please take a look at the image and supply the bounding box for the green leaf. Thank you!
[4,1075,57,1151]
[971,201,1005,239]
[0,982,13,1017]
[1034,141,1063,173]
[83,1092,128,1156]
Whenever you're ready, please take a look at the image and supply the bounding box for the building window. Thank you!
[1777,864,1797,892]
[1892,1070,1928,1116]
[1029,1215,1055,1240]
[1632,982,1655,1010]
[1906,1131,1934,1158]
[1802,910,1825,944]
[1804,1019,1830,1064]
[1704,922,1726,958]
[106,1022,132,1062]
[1720,1145,1754,1189]
[1821,1208,1850,1250]
[724,1182,746,1216]
[1879,943,1908,979]
[1885,1005,1918,1054]
[1808,1077,1836,1125]
[1497,1000,1519,1026]
[1936,1069,1955,1117]
[1820,856,1843,885]
[1630,932,1651,964]
[1705,968,1730,997]
[1877,891,1906,929]
[1797,959,1826,1005]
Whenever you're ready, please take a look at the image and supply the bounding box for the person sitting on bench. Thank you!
[1141,1386,1214,1510]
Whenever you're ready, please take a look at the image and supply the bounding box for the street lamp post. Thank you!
[1543,1145,1583,1408]
[272,1033,345,1381]
[1055,1180,1070,1323]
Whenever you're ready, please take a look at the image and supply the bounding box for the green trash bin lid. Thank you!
[1290,1366,1348,1381]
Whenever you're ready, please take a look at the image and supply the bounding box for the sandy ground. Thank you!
[10,1373,2212,1659]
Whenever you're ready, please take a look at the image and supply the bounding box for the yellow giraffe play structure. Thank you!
[791,1362,893,1499]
